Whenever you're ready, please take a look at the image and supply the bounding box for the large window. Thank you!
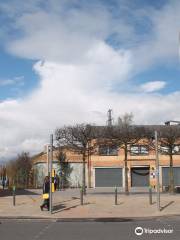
[130,145,149,155]
[160,145,180,155]
[173,145,180,154]
[99,145,118,156]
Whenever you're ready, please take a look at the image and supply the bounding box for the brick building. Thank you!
[32,125,180,191]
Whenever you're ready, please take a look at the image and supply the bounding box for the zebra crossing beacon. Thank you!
[52,169,55,193]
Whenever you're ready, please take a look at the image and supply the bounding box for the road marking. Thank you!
[32,222,54,240]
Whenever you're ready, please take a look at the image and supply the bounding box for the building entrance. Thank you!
[131,166,150,187]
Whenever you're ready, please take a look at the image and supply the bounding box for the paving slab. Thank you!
[0,188,180,219]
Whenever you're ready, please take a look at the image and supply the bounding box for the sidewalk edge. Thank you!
[0,214,180,222]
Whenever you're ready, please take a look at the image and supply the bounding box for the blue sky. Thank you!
[0,0,179,100]
[0,48,38,100]
[1,0,180,159]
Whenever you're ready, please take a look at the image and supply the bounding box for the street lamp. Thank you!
[150,131,161,211]
[155,131,160,211]
[50,134,53,214]
[46,144,50,176]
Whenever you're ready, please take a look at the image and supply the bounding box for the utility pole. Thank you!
[49,134,53,214]
[155,130,160,211]
[107,109,113,127]
[47,145,50,176]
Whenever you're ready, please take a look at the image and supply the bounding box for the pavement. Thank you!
[0,188,180,220]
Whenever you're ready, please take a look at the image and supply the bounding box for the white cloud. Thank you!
[1,0,180,160]
[131,1,180,72]
[1,58,180,161]
[140,81,166,93]
[0,43,132,160]
[6,6,111,63]
[0,76,24,87]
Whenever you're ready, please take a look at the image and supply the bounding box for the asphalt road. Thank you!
[0,217,180,240]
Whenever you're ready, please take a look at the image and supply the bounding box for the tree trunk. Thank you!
[169,153,174,194]
[124,144,129,195]
[82,152,86,195]
[87,148,91,188]
[59,164,63,190]
[26,175,28,189]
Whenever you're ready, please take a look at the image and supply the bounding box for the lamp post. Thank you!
[47,144,50,176]
[155,130,160,211]
[49,134,53,214]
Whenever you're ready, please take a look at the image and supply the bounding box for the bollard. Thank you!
[12,185,16,206]
[115,186,117,205]
[149,186,152,205]
[80,187,83,205]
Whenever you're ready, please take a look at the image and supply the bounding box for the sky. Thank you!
[0,0,180,161]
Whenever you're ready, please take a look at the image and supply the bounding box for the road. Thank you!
[0,217,180,240]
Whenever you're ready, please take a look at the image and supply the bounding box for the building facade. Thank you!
[32,147,84,188]
[32,136,180,191]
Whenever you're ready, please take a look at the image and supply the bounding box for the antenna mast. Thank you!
[107,109,113,126]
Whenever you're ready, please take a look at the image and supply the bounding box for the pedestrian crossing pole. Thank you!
[50,134,53,214]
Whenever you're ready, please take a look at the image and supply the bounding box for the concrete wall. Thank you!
[34,163,46,187]
[34,162,59,187]
[68,163,83,188]
[33,162,85,188]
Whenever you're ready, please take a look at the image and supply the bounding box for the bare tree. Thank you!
[6,152,32,188]
[55,147,72,189]
[55,124,95,194]
[6,159,16,187]
[102,113,147,195]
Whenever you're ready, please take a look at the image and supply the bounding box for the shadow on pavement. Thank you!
[0,189,41,197]
[55,197,80,205]
[52,203,80,214]
[160,201,174,211]
[52,196,90,214]
[87,191,157,195]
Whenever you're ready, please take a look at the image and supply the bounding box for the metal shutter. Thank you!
[95,168,122,187]
[162,167,180,186]
[131,167,150,187]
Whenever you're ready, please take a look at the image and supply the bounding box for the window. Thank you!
[160,146,169,154]
[99,145,118,156]
[141,146,149,154]
[130,146,139,155]
[173,145,180,154]
[160,145,180,154]
[130,145,149,155]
